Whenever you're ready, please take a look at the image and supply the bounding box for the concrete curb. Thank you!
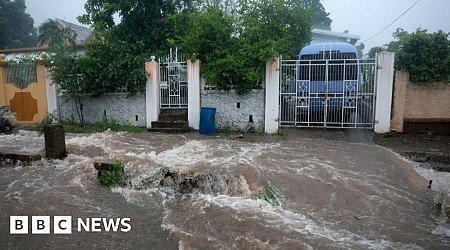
[0,152,42,165]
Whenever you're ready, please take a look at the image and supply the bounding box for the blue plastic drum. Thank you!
[199,107,216,135]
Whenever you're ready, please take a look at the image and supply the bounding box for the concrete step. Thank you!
[147,127,189,134]
[159,109,188,122]
[151,121,188,129]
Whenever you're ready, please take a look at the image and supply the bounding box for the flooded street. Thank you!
[1,130,449,249]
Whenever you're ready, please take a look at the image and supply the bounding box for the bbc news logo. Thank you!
[10,216,131,234]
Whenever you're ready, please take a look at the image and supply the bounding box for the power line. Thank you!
[361,0,422,43]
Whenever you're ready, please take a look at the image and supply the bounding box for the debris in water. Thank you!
[255,184,284,206]
[159,170,251,197]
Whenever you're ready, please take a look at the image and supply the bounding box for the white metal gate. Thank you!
[279,58,377,128]
[159,48,188,109]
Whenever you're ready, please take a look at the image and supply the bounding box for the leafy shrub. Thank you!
[98,160,125,188]
[390,28,450,82]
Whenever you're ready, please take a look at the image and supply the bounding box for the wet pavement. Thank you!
[0,128,449,249]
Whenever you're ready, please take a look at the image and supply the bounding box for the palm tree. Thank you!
[38,19,77,47]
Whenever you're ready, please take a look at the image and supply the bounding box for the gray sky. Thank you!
[322,0,450,49]
[25,0,450,51]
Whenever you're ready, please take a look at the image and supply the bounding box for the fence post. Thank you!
[145,57,160,129]
[374,52,395,133]
[390,71,408,132]
[187,59,201,130]
[265,57,280,133]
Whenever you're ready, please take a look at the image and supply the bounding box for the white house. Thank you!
[311,28,360,45]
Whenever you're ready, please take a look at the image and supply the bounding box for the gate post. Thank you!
[265,57,280,133]
[145,57,160,129]
[0,55,6,105]
[40,53,58,119]
[187,59,201,130]
[374,52,395,133]
[45,68,58,118]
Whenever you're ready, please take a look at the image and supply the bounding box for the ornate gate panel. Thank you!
[280,58,377,128]
[159,48,188,109]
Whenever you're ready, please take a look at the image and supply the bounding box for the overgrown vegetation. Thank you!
[98,160,125,188]
[220,122,232,134]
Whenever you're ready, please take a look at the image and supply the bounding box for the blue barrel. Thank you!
[199,107,216,135]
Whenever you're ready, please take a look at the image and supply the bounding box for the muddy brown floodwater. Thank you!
[0,130,449,249]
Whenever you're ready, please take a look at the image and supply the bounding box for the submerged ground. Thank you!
[0,128,449,249]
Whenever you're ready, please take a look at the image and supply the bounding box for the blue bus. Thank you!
[296,42,367,125]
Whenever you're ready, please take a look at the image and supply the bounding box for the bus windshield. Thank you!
[298,43,359,82]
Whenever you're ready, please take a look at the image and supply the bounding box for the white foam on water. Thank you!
[413,164,450,194]
[152,140,280,172]
[99,136,444,248]
[0,130,44,153]
[66,129,117,153]
[4,191,24,203]
[112,186,161,207]
[156,191,426,249]
[433,224,450,238]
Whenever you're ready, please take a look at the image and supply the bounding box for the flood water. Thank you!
[1,130,449,249]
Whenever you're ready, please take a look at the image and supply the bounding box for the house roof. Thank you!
[0,19,92,55]
[0,46,49,54]
[55,19,93,45]
[312,29,360,40]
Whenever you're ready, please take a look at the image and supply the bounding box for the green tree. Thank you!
[78,0,194,54]
[386,28,409,54]
[388,28,450,82]
[175,1,310,93]
[76,0,196,95]
[38,19,77,47]
[301,0,332,30]
[367,46,386,59]
[77,0,311,95]
[0,0,37,49]
[46,45,86,124]
[356,43,365,58]
[78,32,147,96]
[200,0,238,13]
[38,18,86,123]
[174,7,238,90]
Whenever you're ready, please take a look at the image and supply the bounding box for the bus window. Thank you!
[298,43,359,82]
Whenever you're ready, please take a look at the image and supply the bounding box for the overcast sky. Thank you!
[25,0,450,51]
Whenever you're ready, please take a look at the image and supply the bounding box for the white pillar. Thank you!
[45,67,58,117]
[265,57,280,133]
[145,59,160,129]
[187,59,201,130]
[374,52,395,133]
